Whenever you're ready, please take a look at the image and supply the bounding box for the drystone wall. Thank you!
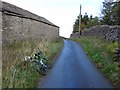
[71,25,120,42]
[1,1,59,44]
[81,25,120,42]
[70,32,80,38]
[71,25,120,62]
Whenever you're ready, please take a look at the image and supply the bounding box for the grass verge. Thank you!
[71,37,120,88]
[2,38,64,88]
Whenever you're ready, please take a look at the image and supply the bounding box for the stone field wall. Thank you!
[0,1,59,44]
[71,25,120,42]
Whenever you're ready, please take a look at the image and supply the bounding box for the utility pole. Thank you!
[79,4,82,35]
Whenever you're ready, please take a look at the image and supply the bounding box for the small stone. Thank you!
[115,48,120,54]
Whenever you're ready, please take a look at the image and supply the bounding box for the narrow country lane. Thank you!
[38,39,113,88]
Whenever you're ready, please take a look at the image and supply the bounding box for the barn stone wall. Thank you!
[1,1,59,44]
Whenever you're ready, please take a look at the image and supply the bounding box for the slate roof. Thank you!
[0,1,59,28]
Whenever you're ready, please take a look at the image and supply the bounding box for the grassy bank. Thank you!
[71,37,120,88]
[2,38,64,88]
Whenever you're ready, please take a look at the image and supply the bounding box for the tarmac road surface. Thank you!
[39,39,113,88]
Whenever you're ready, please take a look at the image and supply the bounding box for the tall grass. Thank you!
[71,37,120,88]
[2,38,63,88]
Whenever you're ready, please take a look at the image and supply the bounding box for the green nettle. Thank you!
[107,42,118,54]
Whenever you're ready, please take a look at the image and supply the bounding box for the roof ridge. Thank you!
[1,1,59,28]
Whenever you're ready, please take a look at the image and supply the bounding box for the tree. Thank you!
[87,17,100,28]
[73,18,79,33]
[73,14,100,33]
[101,0,120,25]
[101,0,114,25]
[82,13,89,25]
[112,1,120,25]
[90,15,93,19]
